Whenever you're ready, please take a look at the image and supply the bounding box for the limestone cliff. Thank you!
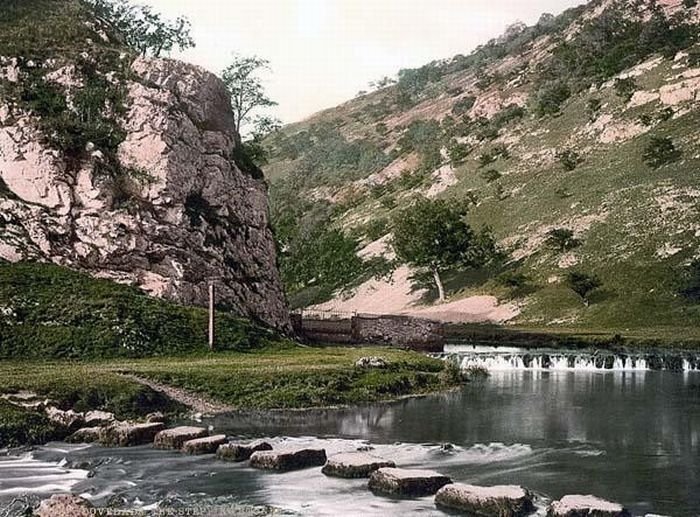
[0,53,290,331]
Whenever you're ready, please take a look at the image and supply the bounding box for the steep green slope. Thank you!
[0,263,279,358]
[264,0,700,332]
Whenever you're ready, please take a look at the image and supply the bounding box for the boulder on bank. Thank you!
[84,410,115,426]
[146,411,166,423]
[182,434,228,455]
[322,452,396,478]
[45,407,85,432]
[355,356,388,368]
[249,448,327,471]
[368,467,452,497]
[99,421,165,447]
[67,427,103,443]
[154,426,208,450]
[216,440,273,462]
[36,494,93,517]
[435,483,534,516]
[548,495,631,517]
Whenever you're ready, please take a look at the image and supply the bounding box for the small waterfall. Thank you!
[444,345,699,372]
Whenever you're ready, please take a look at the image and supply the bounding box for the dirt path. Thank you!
[119,373,234,415]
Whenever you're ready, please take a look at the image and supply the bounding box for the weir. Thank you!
[441,345,700,372]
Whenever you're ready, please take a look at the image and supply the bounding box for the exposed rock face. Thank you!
[67,426,102,443]
[45,407,85,432]
[548,495,631,517]
[368,467,452,497]
[321,452,395,478]
[0,55,290,331]
[435,483,535,517]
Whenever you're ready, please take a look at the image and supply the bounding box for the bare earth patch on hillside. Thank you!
[311,265,519,323]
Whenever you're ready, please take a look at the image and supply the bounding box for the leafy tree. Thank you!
[680,260,700,302]
[534,80,571,116]
[614,77,637,102]
[392,198,497,301]
[643,136,681,168]
[239,115,281,166]
[566,271,601,307]
[547,228,580,252]
[557,149,583,171]
[221,55,278,138]
[86,0,194,56]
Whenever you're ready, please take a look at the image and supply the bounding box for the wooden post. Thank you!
[208,282,215,350]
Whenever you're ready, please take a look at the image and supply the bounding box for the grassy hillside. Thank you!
[0,262,278,358]
[263,0,700,332]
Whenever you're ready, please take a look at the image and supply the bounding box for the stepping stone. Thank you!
[182,434,228,455]
[36,494,93,517]
[154,426,208,449]
[67,427,102,444]
[368,467,452,497]
[435,483,534,516]
[249,447,327,471]
[322,451,395,478]
[99,422,165,447]
[216,440,272,462]
[84,410,115,426]
[548,495,631,517]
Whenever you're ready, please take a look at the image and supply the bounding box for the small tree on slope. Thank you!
[566,271,601,307]
[392,198,497,302]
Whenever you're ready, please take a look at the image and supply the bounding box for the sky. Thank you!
[145,0,588,125]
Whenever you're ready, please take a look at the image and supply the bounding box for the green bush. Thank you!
[482,169,502,183]
[534,80,571,116]
[547,228,581,252]
[0,400,66,448]
[614,77,637,102]
[643,136,681,168]
[558,149,583,171]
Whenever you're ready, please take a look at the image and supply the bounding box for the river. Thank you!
[1,354,699,516]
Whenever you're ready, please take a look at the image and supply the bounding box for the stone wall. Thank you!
[292,313,445,351]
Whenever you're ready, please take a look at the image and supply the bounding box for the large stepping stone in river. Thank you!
[216,440,272,462]
[322,451,395,478]
[249,447,327,471]
[435,483,534,516]
[182,434,228,455]
[548,495,631,517]
[154,426,208,449]
[35,494,93,517]
[368,467,452,497]
[99,422,166,447]
[67,427,103,444]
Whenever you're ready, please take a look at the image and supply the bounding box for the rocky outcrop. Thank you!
[45,407,85,432]
[321,452,395,478]
[368,467,452,497]
[548,495,630,517]
[0,55,290,331]
[249,447,327,471]
[216,440,273,462]
[435,483,535,516]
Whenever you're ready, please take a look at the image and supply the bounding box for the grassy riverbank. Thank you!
[0,345,462,447]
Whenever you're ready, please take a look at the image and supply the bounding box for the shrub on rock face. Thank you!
[613,77,637,102]
[557,149,583,171]
[643,136,681,168]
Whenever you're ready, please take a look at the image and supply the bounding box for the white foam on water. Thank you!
[454,352,695,372]
[0,453,88,498]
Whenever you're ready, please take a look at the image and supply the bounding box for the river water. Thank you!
[1,368,699,516]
